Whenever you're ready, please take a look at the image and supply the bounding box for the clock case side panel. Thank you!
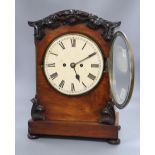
[28,10,121,142]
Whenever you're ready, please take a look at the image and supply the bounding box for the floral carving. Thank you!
[28,9,121,41]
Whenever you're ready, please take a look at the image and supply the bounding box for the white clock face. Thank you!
[43,33,104,95]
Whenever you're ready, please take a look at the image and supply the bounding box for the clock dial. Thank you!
[43,33,104,95]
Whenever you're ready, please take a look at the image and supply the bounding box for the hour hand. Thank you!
[76,74,80,82]
[70,63,80,82]
[74,68,80,82]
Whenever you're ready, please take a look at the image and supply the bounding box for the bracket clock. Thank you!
[27,10,134,144]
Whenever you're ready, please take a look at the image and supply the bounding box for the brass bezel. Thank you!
[108,31,134,109]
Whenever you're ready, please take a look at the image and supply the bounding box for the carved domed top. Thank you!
[28,9,121,41]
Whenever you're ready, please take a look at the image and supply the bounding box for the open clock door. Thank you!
[108,31,134,109]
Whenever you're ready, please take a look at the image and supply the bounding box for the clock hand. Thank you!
[71,52,96,81]
[70,52,96,82]
[70,63,80,82]
[74,68,80,82]
[75,52,96,65]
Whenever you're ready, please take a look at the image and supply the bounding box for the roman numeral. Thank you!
[50,52,58,56]
[91,64,99,68]
[82,82,87,88]
[59,41,65,49]
[47,63,55,67]
[59,80,65,88]
[50,72,58,80]
[88,73,96,81]
[71,38,76,47]
[82,42,87,50]
[71,83,75,92]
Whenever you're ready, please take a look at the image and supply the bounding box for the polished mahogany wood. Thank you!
[28,15,120,143]
[28,119,119,139]
[28,113,119,141]
[36,24,110,122]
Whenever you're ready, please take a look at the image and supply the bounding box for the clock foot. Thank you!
[27,132,39,139]
[107,138,120,145]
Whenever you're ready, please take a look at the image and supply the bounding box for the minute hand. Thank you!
[75,52,96,65]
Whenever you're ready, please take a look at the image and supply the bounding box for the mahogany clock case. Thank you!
[27,10,131,144]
